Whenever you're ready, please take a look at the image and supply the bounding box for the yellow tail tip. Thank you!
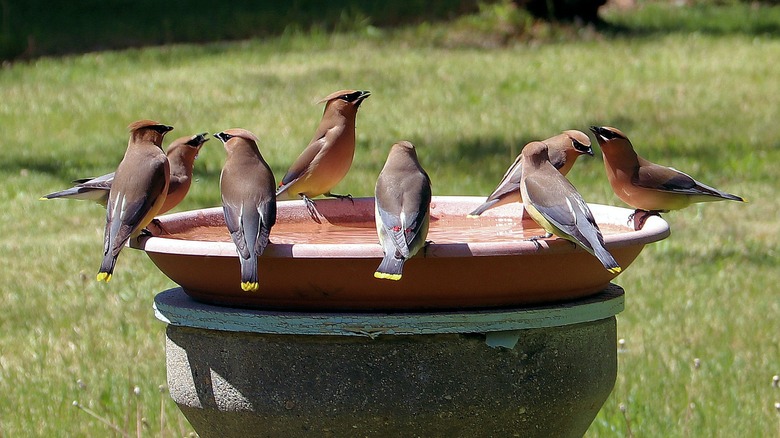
[96,272,112,282]
[466,214,481,219]
[374,272,402,281]
[39,197,50,201]
[608,266,622,274]
[241,281,260,292]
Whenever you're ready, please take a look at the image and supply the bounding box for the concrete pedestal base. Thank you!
[155,285,624,438]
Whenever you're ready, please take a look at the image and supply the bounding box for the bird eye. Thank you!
[341,91,364,102]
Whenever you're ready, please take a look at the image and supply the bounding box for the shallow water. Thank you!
[163,215,627,245]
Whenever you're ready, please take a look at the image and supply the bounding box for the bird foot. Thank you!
[525,233,553,251]
[326,192,354,204]
[150,218,170,235]
[628,210,663,230]
[301,195,322,224]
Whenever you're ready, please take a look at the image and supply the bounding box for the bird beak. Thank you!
[354,90,371,108]
[589,126,607,142]
[187,133,210,147]
[575,140,594,156]
[214,132,228,143]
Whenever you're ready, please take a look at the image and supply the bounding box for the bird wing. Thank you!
[277,133,328,193]
[254,196,276,257]
[634,160,700,192]
[75,172,115,189]
[524,175,576,228]
[222,197,251,260]
[105,161,167,257]
[526,174,605,252]
[401,176,432,251]
[487,155,523,202]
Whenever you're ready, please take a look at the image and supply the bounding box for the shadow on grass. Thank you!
[5,1,780,62]
[1,0,481,60]
[598,4,780,39]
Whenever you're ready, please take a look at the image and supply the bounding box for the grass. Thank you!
[2,2,780,436]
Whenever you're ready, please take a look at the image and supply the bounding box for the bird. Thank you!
[40,133,209,214]
[97,120,173,282]
[468,130,593,217]
[276,89,371,213]
[590,126,745,226]
[216,128,277,292]
[519,141,621,274]
[374,141,432,281]
[157,132,209,214]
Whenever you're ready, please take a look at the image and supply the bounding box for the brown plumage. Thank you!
[374,141,432,281]
[160,133,209,213]
[590,126,745,224]
[217,129,277,292]
[468,130,593,217]
[97,120,173,282]
[41,133,208,214]
[276,90,371,209]
[520,141,621,274]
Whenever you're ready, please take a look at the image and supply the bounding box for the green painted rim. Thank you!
[154,284,624,337]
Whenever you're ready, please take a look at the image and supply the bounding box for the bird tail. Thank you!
[692,181,746,203]
[97,255,116,282]
[719,192,745,202]
[467,199,499,218]
[374,254,405,281]
[593,246,622,274]
[40,187,109,205]
[239,255,259,292]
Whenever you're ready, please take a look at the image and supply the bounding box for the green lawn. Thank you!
[1,2,779,436]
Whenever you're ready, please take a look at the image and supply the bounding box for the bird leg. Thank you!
[525,232,553,251]
[301,194,322,224]
[628,209,663,230]
[422,240,433,257]
[325,191,354,204]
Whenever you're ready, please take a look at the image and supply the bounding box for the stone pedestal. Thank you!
[154,285,624,437]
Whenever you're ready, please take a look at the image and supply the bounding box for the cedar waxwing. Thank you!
[374,141,432,281]
[158,133,209,214]
[468,130,593,217]
[520,141,621,274]
[216,129,277,292]
[276,90,371,209]
[41,133,208,214]
[97,120,173,282]
[590,126,745,224]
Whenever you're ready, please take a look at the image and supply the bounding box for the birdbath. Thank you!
[132,196,670,437]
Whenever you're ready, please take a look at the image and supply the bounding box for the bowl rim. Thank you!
[131,196,670,259]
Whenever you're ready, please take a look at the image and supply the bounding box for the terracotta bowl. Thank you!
[131,196,669,310]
